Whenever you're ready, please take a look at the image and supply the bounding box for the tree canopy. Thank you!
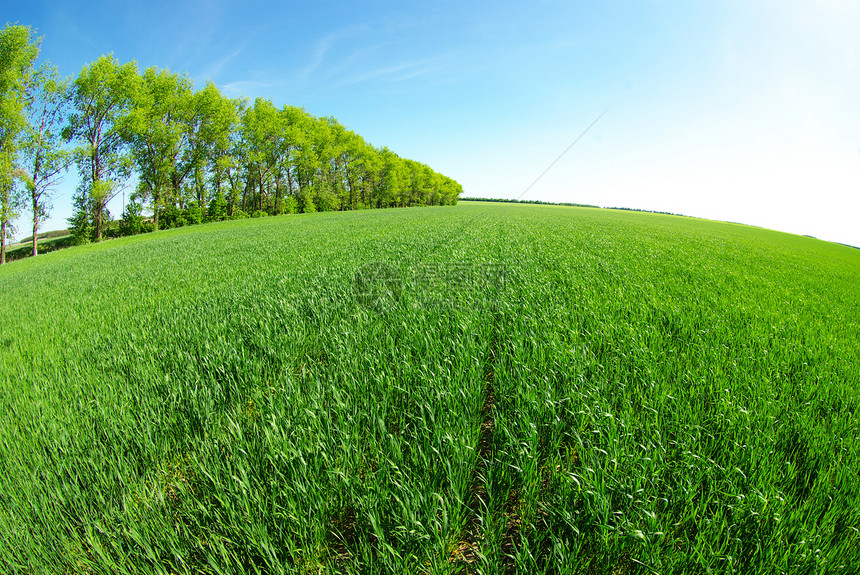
[0,24,40,263]
[0,23,462,256]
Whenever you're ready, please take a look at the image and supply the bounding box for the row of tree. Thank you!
[0,24,462,263]
[461,197,599,208]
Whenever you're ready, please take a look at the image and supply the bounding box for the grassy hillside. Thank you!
[17,229,72,243]
[1,202,858,574]
[4,234,74,262]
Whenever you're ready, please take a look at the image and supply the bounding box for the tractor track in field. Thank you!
[449,335,497,572]
[450,303,520,574]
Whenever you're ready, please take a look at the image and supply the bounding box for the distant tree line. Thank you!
[0,24,462,263]
[463,198,694,218]
[605,206,690,217]
[461,197,599,208]
[16,228,68,244]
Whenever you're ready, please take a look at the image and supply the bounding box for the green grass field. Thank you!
[1,202,858,574]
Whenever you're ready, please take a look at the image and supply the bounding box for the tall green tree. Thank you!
[240,97,282,214]
[340,131,369,210]
[122,66,190,231]
[184,81,239,222]
[21,64,72,256]
[0,24,39,264]
[291,110,325,212]
[64,54,138,242]
[357,144,383,209]
[222,98,248,217]
[377,147,405,209]
[277,105,308,208]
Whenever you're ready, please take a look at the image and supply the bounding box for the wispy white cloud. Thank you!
[221,80,276,98]
[199,45,245,82]
[331,55,450,89]
[295,21,458,94]
[298,25,371,81]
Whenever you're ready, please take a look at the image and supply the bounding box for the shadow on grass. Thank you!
[4,235,75,262]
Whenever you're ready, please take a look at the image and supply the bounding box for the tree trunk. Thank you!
[214,172,222,220]
[226,168,236,216]
[153,192,160,231]
[96,204,103,242]
[258,170,264,213]
[93,146,102,242]
[32,214,38,257]
[347,175,356,210]
[32,143,43,256]
[1,220,6,265]
[196,167,205,222]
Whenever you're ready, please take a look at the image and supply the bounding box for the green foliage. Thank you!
[121,65,191,231]
[159,204,187,228]
[0,24,41,260]
[0,24,39,154]
[20,62,73,256]
[280,194,298,215]
[67,189,93,244]
[5,27,460,251]
[1,203,859,573]
[64,54,138,241]
[118,201,147,236]
[300,190,317,214]
[207,189,227,221]
[184,201,203,226]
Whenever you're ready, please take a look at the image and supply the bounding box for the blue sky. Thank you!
[6,0,860,246]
